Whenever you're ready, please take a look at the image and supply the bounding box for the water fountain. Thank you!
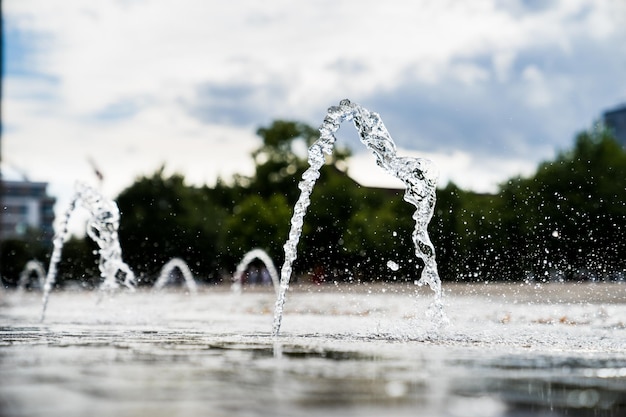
[40,182,136,321]
[3,280,624,417]
[152,258,198,294]
[272,99,443,336]
[17,260,46,291]
[0,102,624,417]
[231,248,280,296]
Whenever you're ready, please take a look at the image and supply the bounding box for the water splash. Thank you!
[18,260,46,292]
[153,258,198,294]
[231,248,280,296]
[41,182,135,321]
[272,99,444,336]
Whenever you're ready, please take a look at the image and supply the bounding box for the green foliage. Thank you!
[238,120,352,203]
[343,190,415,281]
[116,167,229,284]
[54,236,100,289]
[254,120,318,165]
[495,127,626,279]
[230,120,358,279]
[237,121,316,201]
[300,167,362,274]
[405,126,626,282]
[224,193,291,264]
[115,122,626,283]
[20,120,620,287]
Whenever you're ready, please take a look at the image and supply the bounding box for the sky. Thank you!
[3,0,626,218]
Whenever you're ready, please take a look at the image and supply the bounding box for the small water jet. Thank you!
[41,182,135,321]
[273,99,443,336]
[152,258,198,294]
[17,260,46,291]
[231,248,280,296]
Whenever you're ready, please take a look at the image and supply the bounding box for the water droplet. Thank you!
[387,260,400,271]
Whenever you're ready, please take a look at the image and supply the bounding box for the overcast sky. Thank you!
[3,0,626,216]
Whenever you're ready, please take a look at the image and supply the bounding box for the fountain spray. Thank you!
[272,99,443,336]
[41,182,135,322]
[232,248,280,296]
[153,258,198,294]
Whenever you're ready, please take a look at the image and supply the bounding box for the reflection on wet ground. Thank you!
[0,282,625,416]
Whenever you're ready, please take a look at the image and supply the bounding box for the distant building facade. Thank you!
[0,180,56,246]
[603,104,626,147]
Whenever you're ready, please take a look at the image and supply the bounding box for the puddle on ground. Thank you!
[1,285,625,416]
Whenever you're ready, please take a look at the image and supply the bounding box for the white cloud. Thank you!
[521,65,553,108]
[3,95,260,220]
[7,0,609,113]
[3,0,625,224]
[492,51,516,83]
[347,148,537,193]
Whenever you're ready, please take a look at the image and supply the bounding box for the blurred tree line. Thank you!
[432,127,626,282]
[3,121,625,288]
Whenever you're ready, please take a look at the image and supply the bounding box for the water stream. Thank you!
[152,258,198,294]
[40,182,135,321]
[17,260,46,291]
[231,248,280,296]
[273,99,443,336]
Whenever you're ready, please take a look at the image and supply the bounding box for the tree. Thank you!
[497,127,626,279]
[109,120,626,285]
[54,236,100,289]
[297,166,369,278]
[231,120,356,278]
[116,167,229,284]
[343,187,415,281]
[0,224,56,288]
[223,193,291,266]
[0,235,48,288]
[238,120,351,203]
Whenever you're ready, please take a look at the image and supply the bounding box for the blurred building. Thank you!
[0,180,56,246]
[603,104,626,147]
